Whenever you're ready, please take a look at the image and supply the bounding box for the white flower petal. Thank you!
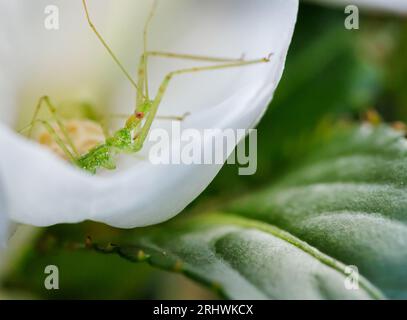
[0,179,8,249]
[309,0,407,14]
[0,0,298,228]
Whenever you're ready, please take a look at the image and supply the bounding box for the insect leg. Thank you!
[99,116,113,138]
[20,96,79,157]
[155,113,190,121]
[142,0,159,100]
[82,0,143,98]
[136,55,147,107]
[146,51,246,63]
[133,57,271,150]
[105,113,189,122]
[139,2,246,101]
[31,119,77,163]
[136,51,245,106]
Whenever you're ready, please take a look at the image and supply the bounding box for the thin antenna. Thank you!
[143,0,159,99]
[82,0,142,97]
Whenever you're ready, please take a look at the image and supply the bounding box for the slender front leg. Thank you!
[133,56,270,151]
[136,54,147,107]
[135,51,246,108]
[82,0,143,98]
[142,0,158,100]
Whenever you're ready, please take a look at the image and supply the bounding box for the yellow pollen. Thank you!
[33,119,105,160]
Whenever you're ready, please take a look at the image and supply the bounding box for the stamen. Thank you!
[33,119,105,160]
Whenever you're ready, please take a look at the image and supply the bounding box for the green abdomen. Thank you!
[77,128,133,174]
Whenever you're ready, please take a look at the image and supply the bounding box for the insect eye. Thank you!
[135,112,144,119]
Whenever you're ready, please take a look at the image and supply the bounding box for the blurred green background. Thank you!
[1,2,406,299]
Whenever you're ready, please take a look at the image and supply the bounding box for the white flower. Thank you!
[309,0,407,14]
[0,187,7,248]
[0,0,298,228]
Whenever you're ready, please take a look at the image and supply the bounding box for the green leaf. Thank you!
[93,124,407,299]
[6,126,405,299]
[1,224,158,299]
[96,213,383,299]
[206,4,381,197]
[5,4,404,300]
[229,125,407,299]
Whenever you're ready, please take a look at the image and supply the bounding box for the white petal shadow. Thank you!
[0,175,8,249]
[0,0,298,228]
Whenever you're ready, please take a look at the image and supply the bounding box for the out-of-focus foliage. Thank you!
[1,4,407,299]
[1,224,215,299]
[203,4,382,198]
[229,125,407,299]
[95,212,382,300]
[1,224,154,299]
[9,124,407,299]
[381,22,407,120]
[71,125,407,299]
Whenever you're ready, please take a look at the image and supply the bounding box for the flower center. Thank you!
[33,119,105,160]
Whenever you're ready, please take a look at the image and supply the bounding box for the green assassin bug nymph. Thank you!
[19,0,271,174]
